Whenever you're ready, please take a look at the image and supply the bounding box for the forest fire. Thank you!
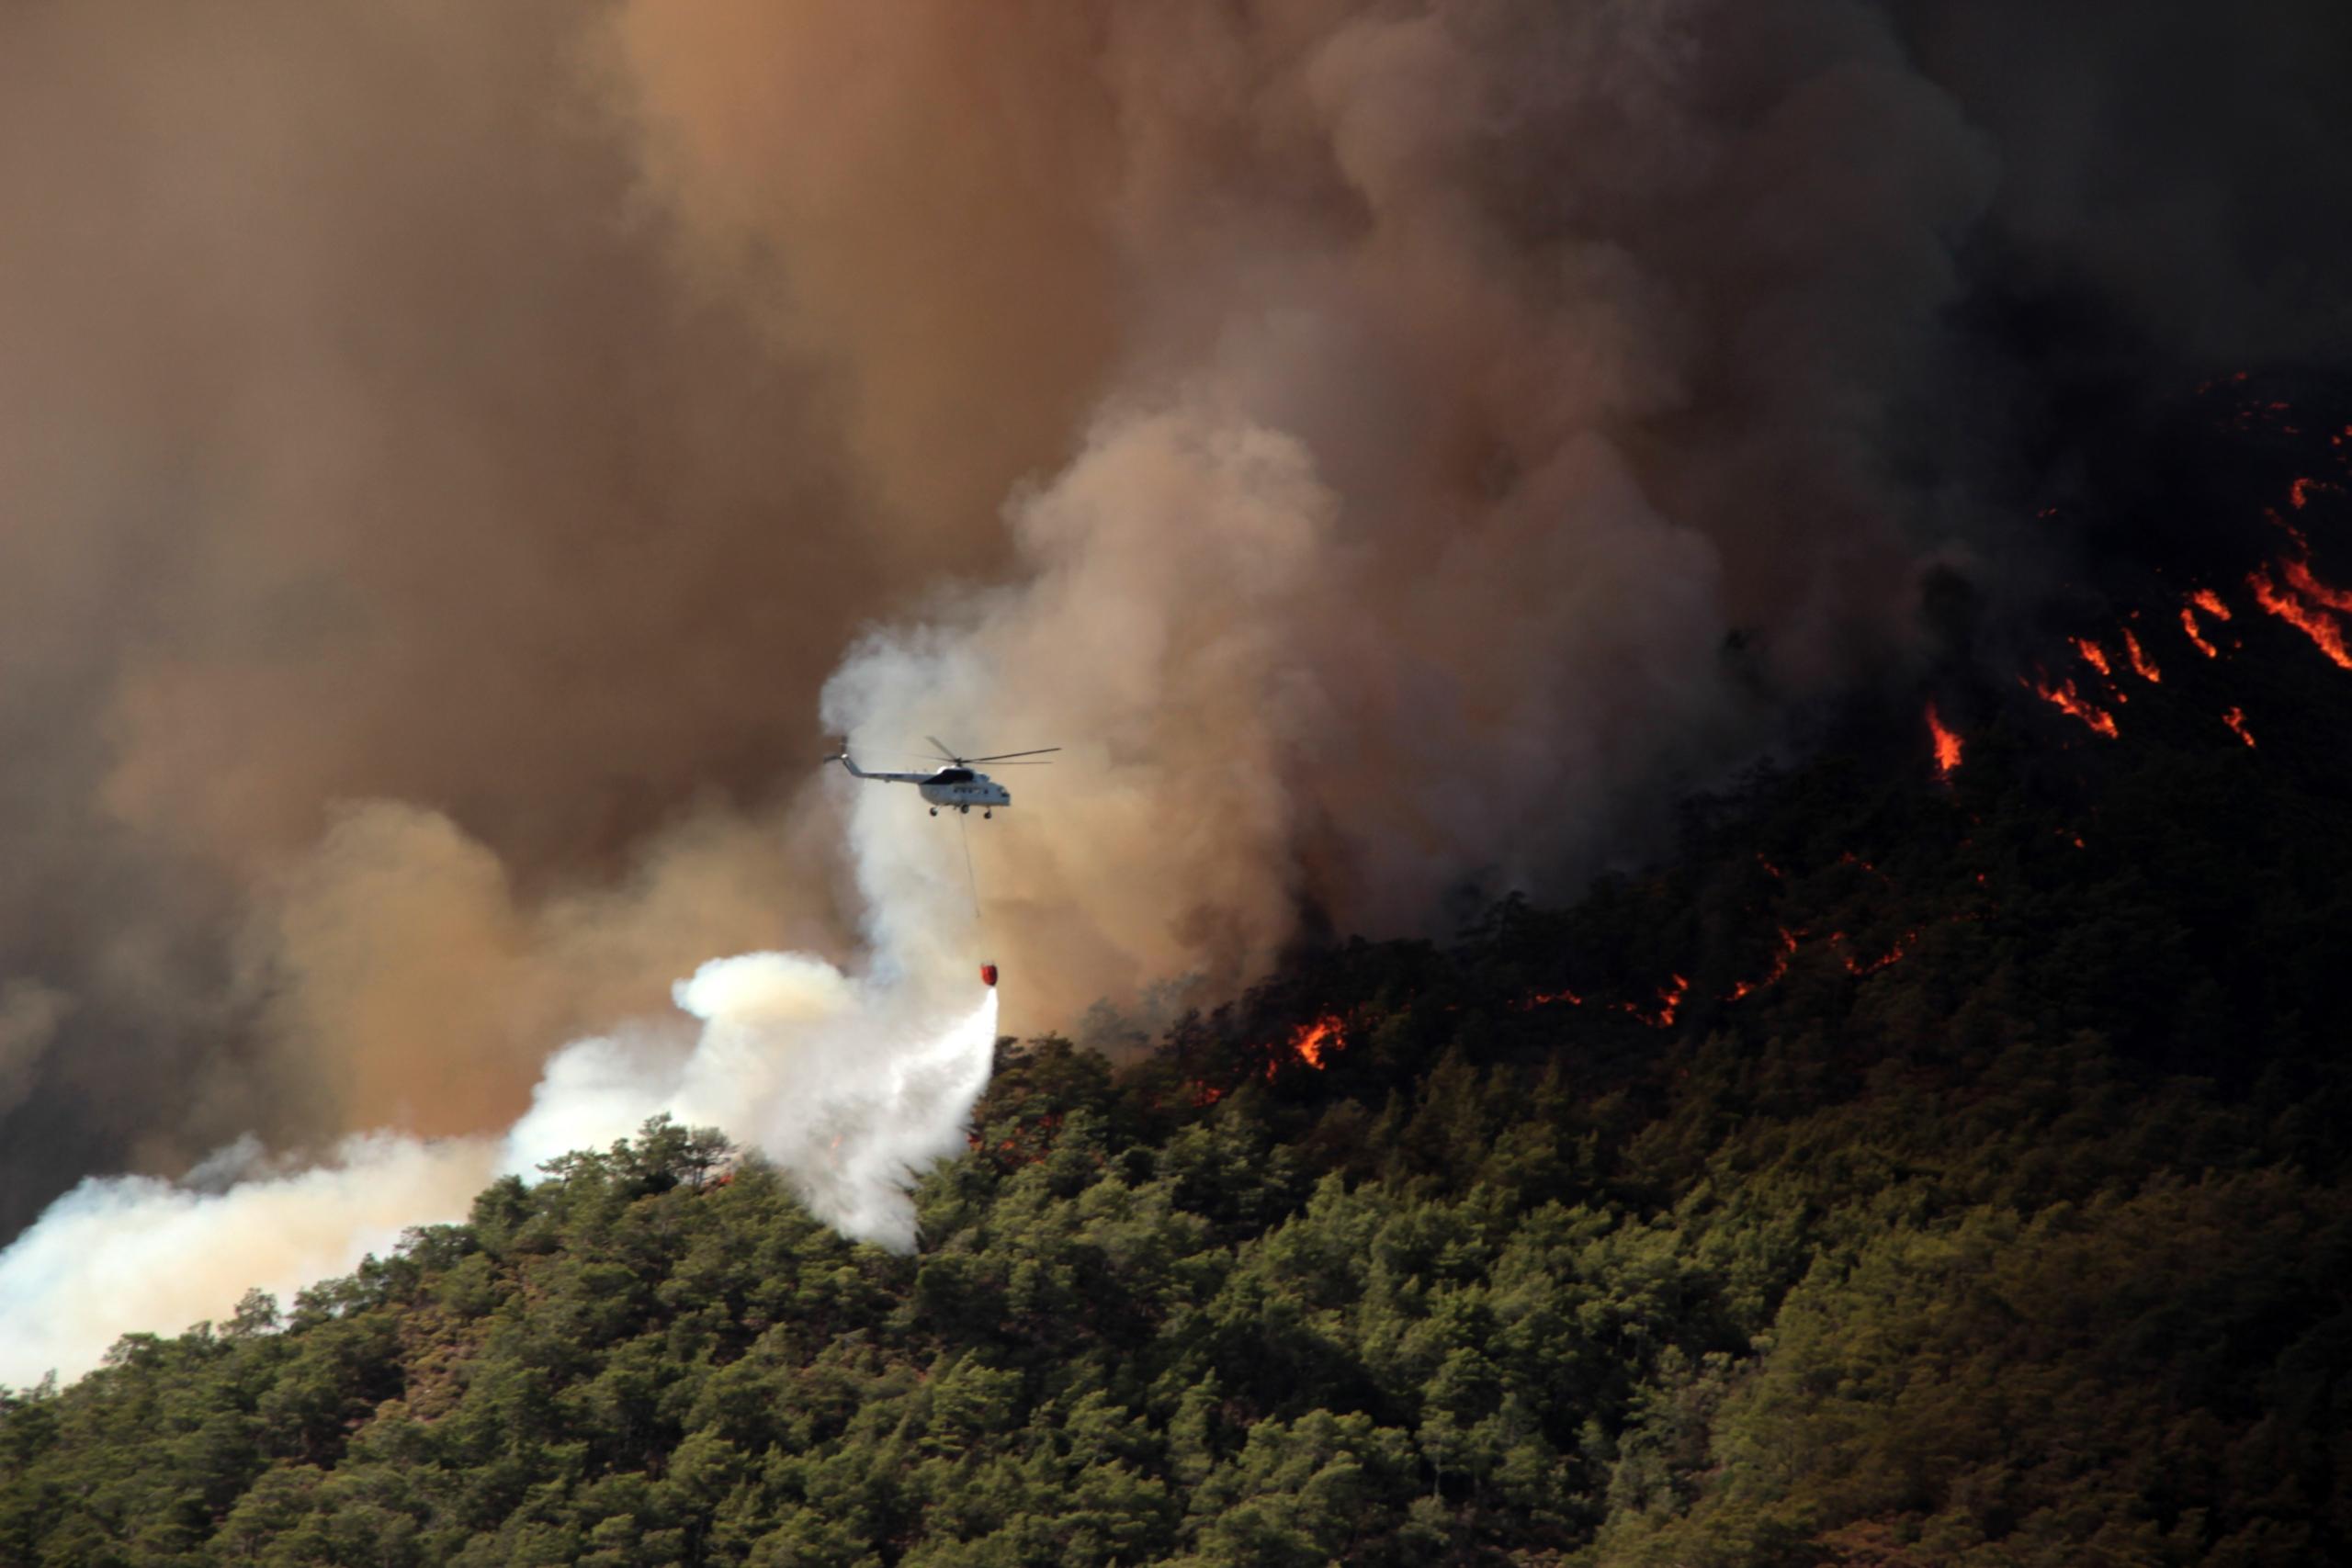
[1290,1016,1344,1070]
[2179,604,2222,659]
[2248,566,2352,670]
[2026,672,2120,738]
[2281,555,2352,614]
[2121,627,2163,682]
[2222,706,2256,748]
[1261,1016,1348,1080]
[1926,704,1963,778]
[1623,975,1689,1030]
[1522,988,1584,1009]
[1725,928,1801,1001]
[2072,637,2112,678]
[1841,931,1917,976]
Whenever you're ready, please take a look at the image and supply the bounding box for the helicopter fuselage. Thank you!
[832,753,1013,814]
[916,768,1011,812]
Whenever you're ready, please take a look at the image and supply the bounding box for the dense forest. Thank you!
[7,386,2352,1564]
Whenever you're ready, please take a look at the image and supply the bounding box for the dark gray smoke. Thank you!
[0,0,2344,1248]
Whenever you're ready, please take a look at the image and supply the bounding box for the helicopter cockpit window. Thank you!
[934,768,974,784]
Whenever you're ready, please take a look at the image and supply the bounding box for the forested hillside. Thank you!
[7,575,2352,1568]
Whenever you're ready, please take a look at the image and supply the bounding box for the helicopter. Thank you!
[828,738,1058,818]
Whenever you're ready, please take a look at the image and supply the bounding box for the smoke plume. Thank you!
[1,0,2348,1369]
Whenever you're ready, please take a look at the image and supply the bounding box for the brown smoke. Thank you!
[2,0,2347,1235]
[0,1,888,1225]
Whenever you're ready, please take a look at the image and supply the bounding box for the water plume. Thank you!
[506,959,1001,1251]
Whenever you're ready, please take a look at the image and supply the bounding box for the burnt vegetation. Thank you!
[8,381,2352,1565]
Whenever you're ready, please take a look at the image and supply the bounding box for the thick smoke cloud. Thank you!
[0,1,888,1233]
[0,0,2347,1327]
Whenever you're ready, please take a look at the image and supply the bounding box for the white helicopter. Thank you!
[829,737,1058,818]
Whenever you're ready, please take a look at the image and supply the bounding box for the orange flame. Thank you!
[2120,627,2162,682]
[2282,555,2352,615]
[1291,1016,1344,1070]
[1523,988,1584,1010]
[2179,604,2220,659]
[2190,588,2233,622]
[2222,706,2256,748]
[1925,703,1962,778]
[1263,1015,1347,1079]
[2025,672,2120,738]
[1624,975,1689,1030]
[1843,931,1917,976]
[2248,566,2352,671]
[2072,637,2112,677]
[2290,478,2340,511]
[1725,928,1800,1001]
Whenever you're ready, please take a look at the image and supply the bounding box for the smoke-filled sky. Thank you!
[1,0,2347,1247]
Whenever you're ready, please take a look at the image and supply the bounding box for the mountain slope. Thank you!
[8,376,2352,1566]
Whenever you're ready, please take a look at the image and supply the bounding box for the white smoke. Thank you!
[0,1132,502,1386]
[0,953,998,1388]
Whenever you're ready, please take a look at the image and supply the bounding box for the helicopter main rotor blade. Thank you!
[961,747,1062,763]
[926,736,959,762]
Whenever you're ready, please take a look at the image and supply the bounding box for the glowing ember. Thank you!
[1523,988,1584,1009]
[1291,1016,1344,1070]
[2222,706,2256,748]
[2248,566,2352,671]
[1925,703,1963,779]
[2026,672,2120,738]
[2072,637,2112,677]
[2120,627,2162,682]
[2290,478,2340,511]
[2190,589,2233,621]
[1755,854,1785,880]
[2179,604,2221,659]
